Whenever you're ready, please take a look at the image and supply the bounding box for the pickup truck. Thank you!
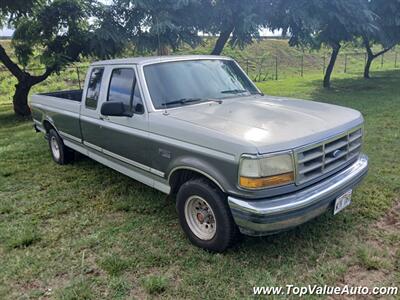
[31,55,368,252]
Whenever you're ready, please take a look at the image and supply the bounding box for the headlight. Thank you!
[239,152,294,189]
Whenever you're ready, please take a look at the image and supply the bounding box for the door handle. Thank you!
[99,115,109,121]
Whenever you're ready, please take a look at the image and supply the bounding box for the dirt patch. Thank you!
[343,266,387,287]
[333,199,400,299]
[375,200,400,233]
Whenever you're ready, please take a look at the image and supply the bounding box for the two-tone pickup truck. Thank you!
[31,55,368,252]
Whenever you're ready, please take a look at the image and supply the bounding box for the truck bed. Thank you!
[39,89,83,102]
[30,89,83,141]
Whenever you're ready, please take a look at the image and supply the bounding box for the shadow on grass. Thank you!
[0,103,32,127]
[306,70,400,104]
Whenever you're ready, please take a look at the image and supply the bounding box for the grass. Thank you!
[141,275,169,295]
[0,39,400,298]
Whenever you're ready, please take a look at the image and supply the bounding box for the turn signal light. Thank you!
[239,172,294,189]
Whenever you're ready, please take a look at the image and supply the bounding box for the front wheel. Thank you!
[176,178,239,252]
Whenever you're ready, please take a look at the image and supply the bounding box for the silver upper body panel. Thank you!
[161,94,363,154]
[91,55,233,66]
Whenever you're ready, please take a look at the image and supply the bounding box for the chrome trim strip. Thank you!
[59,130,82,143]
[227,154,368,235]
[64,140,89,155]
[64,140,170,194]
[102,148,165,177]
[33,120,46,133]
[83,141,103,152]
[150,168,165,177]
[103,148,150,171]
[81,139,165,177]
[36,125,46,133]
[33,119,42,125]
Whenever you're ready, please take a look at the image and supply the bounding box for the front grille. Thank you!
[295,127,363,185]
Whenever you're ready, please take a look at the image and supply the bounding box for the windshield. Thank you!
[143,59,259,109]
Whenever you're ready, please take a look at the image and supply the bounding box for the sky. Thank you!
[0,27,13,37]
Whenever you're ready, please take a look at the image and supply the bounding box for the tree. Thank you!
[0,0,38,17]
[112,0,202,55]
[0,0,125,117]
[202,0,267,55]
[362,0,400,78]
[268,0,377,88]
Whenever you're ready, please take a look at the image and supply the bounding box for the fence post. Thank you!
[76,67,82,89]
[381,54,384,68]
[275,56,278,80]
[257,58,264,82]
[246,59,249,74]
[300,55,304,77]
[395,53,398,68]
[323,55,326,74]
[344,54,347,73]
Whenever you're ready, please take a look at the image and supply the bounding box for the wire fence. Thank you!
[235,49,399,82]
[0,49,399,97]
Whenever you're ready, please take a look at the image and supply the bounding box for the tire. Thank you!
[48,129,74,165]
[176,178,239,252]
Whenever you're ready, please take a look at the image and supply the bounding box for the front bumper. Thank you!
[228,154,368,236]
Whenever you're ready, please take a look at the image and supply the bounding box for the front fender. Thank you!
[166,155,238,193]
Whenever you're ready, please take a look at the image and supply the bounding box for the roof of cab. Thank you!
[91,55,232,67]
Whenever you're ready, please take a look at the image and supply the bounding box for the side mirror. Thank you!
[100,101,133,117]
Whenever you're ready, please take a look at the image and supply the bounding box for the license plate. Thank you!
[334,190,352,215]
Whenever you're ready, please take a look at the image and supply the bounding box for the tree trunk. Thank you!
[0,44,54,116]
[363,38,394,79]
[211,24,235,55]
[364,52,374,79]
[323,43,341,88]
[13,79,33,117]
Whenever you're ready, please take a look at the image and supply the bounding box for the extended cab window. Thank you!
[108,68,144,114]
[85,68,104,109]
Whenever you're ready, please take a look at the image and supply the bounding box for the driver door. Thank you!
[97,66,151,169]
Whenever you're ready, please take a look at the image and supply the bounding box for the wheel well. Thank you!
[43,120,55,133]
[169,169,224,195]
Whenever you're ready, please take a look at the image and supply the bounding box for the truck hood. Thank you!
[166,95,363,153]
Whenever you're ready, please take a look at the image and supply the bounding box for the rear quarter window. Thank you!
[85,68,104,109]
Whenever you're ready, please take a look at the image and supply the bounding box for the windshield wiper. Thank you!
[220,89,249,94]
[164,98,221,108]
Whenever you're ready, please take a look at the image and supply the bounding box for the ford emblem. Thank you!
[332,149,342,157]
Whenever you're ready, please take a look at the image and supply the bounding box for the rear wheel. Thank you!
[176,178,239,252]
[48,129,74,164]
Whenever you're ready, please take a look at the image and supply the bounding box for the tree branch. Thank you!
[373,46,394,58]
[30,67,55,85]
[363,36,395,59]
[0,44,24,80]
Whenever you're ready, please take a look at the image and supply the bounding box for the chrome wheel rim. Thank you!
[50,136,60,161]
[184,196,216,240]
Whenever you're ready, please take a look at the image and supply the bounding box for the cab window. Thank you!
[85,68,104,109]
[108,68,144,114]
